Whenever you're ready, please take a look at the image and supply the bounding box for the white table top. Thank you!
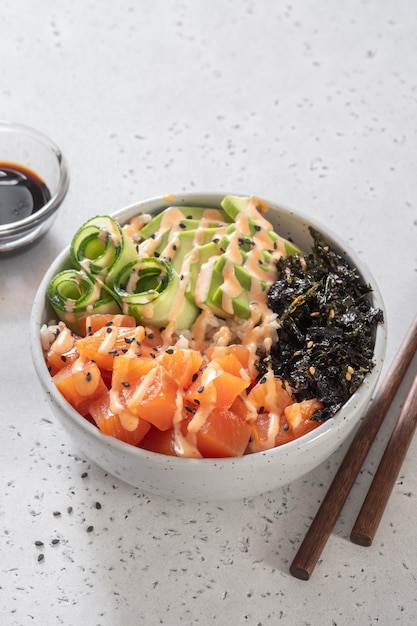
[1,1,417,624]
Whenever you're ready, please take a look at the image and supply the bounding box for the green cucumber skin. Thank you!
[47,196,302,333]
[69,215,138,287]
[46,269,121,334]
[113,258,200,331]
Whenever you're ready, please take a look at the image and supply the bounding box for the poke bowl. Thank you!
[30,192,386,501]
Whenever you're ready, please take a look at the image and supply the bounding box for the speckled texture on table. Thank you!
[1,1,417,625]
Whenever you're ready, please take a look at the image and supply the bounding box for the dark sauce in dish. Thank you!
[0,162,51,226]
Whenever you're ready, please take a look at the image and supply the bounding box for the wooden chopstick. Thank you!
[350,370,417,546]
[290,313,417,580]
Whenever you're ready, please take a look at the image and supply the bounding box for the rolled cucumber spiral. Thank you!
[70,215,139,287]
[46,269,121,334]
[113,257,199,330]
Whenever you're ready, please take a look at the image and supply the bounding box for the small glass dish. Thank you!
[0,121,69,253]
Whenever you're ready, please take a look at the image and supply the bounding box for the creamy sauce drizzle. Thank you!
[98,199,291,449]
[52,324,74,353]
[98,326,118,354]
[60,271,103,315]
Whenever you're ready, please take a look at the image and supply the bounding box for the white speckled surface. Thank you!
[1,1,417,624]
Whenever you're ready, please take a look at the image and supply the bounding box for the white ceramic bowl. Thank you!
[30,193,387,501]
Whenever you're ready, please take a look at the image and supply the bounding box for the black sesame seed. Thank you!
[81,472,88,478]
[35,540,44,547]
[179,222,186,229]
[61,355,67,363]
[185,405,196,414]
[51,538,60,546]
[154,251,160,257]
[53,511,61,517]
[192,373,198,382]
[37,553,44,562]
[283,423,289,431]
[67,506,73,514]
[106,326,113,334]
[95,502,102,510]
[197,386,205,393]
[254,225,261,231]
[194,399,200,405]
[122,381,130,387]
[172,244,177,251]
[259,376,267,385]
[258,406,265,414]
[85,372,92,382]
[147,332,155,339]
[165,348,174,354]
[86,525,94,533]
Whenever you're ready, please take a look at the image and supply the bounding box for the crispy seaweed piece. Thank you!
[267,228,383,421]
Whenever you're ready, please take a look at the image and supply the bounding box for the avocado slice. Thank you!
[139,206,230,241]
[221,195,254,221]
[128,196,304,328]
[221,195,302,257]
[155,227,222,273]
[213,286,251,319]
[209,259,268,320]
[184,241,223,304]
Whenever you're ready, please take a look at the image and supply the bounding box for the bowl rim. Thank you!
[0,120,70,236]
[30,191,387,468]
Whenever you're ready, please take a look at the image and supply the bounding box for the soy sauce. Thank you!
[0,162,51,226]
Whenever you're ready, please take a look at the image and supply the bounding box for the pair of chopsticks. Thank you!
[290,313,417,581]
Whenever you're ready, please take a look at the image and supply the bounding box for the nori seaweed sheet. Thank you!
[266,227,384,422]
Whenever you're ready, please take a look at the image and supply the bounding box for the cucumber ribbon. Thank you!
[70,215,138,287]
[113,257,199,330]
[46,198,303,334]
[46,269,121,334]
